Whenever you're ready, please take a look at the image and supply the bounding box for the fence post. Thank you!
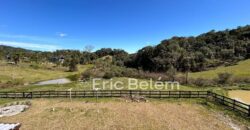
[233,99,236,110]
[222,96,225,105]
[206,91,209,98]
[30,92,33,99]
[248,105,250,117]
[5,92,8,98]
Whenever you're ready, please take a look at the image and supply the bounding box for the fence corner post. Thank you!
[30,92,33,99]
[248,105,250,117]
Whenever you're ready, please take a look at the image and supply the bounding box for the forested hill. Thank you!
[0,45,33,54]
[1,25,250,73]
[126,25,250,72]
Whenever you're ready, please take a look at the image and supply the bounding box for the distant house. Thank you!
[5,54,11,61]
[59,56,65,64]
[49,56,65,64]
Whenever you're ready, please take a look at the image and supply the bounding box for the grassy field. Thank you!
[0,98,238,130]
[0,77,222,92]
[189,59,250,79]
[0,61,92,84]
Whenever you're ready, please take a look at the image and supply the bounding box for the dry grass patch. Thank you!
[0,99,233,130]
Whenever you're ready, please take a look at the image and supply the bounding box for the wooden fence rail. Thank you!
[208,91,250,117]
[0,90,249,117]
[0,90,208,98]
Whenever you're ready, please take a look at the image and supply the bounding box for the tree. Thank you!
[84,45,94,52]
[217,73,233,84]
[68,55,78,72]
[13,54,20,65]
[166,64,176,81]
[95,48,113,57]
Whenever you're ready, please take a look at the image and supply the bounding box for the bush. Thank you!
[67,74,80,81]
[217,72,233,84]
[103,71,115,79]
[81,70,92,79]
[30,64,40,69]
[233,77,250,84]
[191,78,215,87]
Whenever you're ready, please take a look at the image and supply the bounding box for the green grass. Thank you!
[0,77,197,92]
[0,61,93,84]
[189,59,250,79]
[0,77,229,96]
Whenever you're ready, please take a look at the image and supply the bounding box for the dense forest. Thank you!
[126,25,250,72]
[1,25,250,73]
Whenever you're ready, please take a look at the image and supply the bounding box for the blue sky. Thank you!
[0,0,250,53]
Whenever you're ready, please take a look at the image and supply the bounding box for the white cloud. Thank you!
[57,32,67,37]
[0,41,61,51]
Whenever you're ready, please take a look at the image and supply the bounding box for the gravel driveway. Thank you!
[34,78,71,85]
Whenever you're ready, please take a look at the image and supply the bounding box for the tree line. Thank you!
[125,25,250,72]
[1,25,250,73]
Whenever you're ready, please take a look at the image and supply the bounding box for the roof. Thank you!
[0,123,21,130]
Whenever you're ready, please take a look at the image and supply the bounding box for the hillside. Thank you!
[126,25,250,73]
[190,59,250,79]
[1,25,250,74]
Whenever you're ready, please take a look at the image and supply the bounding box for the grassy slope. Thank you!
[189,59,250,79]
[0,77,197,92]
[0,61,92,84]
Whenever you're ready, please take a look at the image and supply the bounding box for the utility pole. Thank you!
[185,41,190,85]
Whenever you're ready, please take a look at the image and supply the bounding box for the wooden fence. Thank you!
[0,90,208,98]
[208,91,250,117]
[0,90,249,117]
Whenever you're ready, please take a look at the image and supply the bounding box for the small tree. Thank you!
[217,72,233,84]
[69,56,78,72]
[166,65,176,81]
[84,45,94,52]
[13,54,20,65]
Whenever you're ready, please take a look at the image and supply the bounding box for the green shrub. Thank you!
[103,71,115,79]
[67,74,80,81]
[192,78,215,87]
[30,64,40,69]
[233,77,250,84]
[217,72,233,84]
[81,70,92,79]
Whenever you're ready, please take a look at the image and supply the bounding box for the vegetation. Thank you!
[1,26,250,80]
[0,61,92,85]
[189,59,250,79]
[126,25,250,73]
